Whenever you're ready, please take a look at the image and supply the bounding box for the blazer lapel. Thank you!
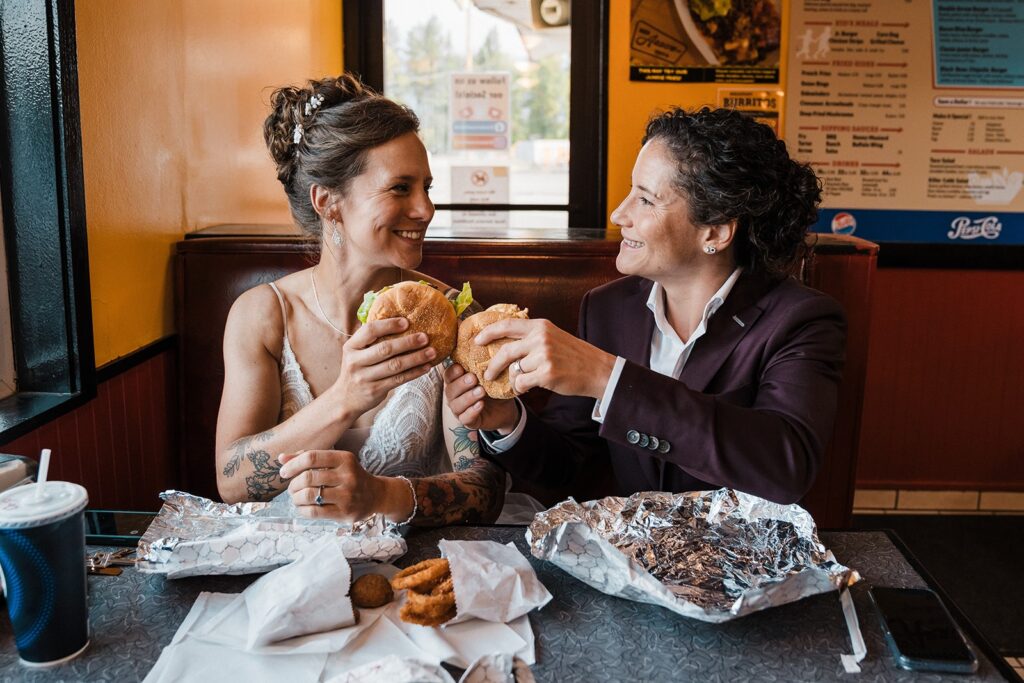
[613,278,657,365]
[679,273,776,392]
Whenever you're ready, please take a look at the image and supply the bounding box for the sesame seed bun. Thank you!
[452,304,529,399]
[366,281,457,360]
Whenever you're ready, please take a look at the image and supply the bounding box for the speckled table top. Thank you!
[0,528,1014,682]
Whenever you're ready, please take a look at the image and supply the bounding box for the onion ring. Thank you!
[391,558,450,591]
[400,601,457,627]
[405,585,455,614]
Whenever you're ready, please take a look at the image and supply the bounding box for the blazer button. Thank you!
[638,433,650,448]
[648,436,660,451]
[626,430,640,444]
[658,440,671,454]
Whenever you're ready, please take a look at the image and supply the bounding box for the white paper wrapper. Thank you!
[137,491,406,577]
[243,537,356,648]
[146,565,538,683]
[326,655,454,683]
[439,539,552,625]
[324,653,531,683]
[527,489,857,623]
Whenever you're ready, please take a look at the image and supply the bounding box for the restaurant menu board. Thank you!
[630,0,781,83]
[785,0,1024,244]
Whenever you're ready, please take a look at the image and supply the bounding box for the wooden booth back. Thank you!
[175,232,878,527]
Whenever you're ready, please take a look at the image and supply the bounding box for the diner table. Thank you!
[0,525,1018,682]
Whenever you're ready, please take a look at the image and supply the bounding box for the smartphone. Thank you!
[84,509,158,547]
[869,586,978,674]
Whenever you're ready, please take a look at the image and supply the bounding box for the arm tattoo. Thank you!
[244,449,284,501]
[411,458,505,526]
[223,430,285,501]
[223,430,274,478]
[448,425,479,471]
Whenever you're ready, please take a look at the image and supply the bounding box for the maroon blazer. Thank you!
[484,272,847,505]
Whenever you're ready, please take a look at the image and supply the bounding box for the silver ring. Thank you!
[511,360,523,375]
[315,485,325,506]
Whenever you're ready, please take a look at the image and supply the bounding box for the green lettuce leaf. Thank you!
[454,281,473,316]
[356,285,391,323]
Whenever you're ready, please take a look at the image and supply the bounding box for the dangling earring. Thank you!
[703,245,717,254]
[331,218,343,247]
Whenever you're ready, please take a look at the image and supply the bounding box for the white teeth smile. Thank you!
[623,238,645,248]
[395,230,423,240]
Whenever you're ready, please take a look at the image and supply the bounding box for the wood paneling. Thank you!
[0,347,177,510]
[176,232,876,527]
[856,269,1024,490]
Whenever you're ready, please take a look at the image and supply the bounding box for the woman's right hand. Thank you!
[333,317,436,418]
[443,363,519,433]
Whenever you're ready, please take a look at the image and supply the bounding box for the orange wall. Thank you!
[76,0,341,365]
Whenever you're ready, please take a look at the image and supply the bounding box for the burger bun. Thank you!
[366,281,457,360]
[453,304,529,399]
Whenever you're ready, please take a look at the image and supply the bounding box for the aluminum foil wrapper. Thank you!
[527,488,857,623]
[137,490,406,578]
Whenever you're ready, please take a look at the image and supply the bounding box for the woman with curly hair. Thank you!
[445,107,846,505]
[215,73,510,525]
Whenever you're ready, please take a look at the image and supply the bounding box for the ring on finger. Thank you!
[511,359,523,375]
[315,484,325,506]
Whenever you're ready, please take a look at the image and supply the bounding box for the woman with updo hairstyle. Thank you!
[215,74,509,525]
[446,107,847,506]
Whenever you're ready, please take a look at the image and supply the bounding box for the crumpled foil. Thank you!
[137,490,406,578]
[527,488,857,622]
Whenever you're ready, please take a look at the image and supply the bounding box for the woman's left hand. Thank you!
[278,449,408,522]
[475,318,617,400]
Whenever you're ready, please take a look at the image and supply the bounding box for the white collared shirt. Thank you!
[483,267,743,451]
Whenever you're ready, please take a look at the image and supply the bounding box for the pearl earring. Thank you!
[331,219,343,247]
[703,245,717,254]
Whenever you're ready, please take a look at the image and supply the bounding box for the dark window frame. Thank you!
[343,0,609,230]
[0,0,95,443]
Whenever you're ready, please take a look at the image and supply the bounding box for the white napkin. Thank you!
[243,536,355,648]
[324,653,533,683]
[325,655,455,683]
[145,559,540,682]
[439,539,552,624]
[142,592,330,683]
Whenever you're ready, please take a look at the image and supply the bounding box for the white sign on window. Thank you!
[451,165,509,229]
[449,72,510,151]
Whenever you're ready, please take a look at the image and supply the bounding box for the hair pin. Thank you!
[304,93,325,116]
[293,123,303,145]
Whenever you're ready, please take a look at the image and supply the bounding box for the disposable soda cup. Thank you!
[0,481,89,667]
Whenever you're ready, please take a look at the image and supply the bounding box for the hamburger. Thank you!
[452,303,530,399]
[357,281,473,360]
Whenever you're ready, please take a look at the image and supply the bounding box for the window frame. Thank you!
[343,0,609,230]
[0,0,95,443]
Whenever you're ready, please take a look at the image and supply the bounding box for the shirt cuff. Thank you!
[591,356,627,424]
[478,398,526,453]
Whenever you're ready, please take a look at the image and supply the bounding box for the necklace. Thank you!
[310,267,352,337]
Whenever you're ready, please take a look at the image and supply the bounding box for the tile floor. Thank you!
[1005,656,1024,679]
[853,489,1024,516]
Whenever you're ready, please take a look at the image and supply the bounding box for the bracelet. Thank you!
[391,475,418,527]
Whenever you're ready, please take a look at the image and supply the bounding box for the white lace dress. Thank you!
[268,282,450,479]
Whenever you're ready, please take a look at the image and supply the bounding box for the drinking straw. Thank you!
[36,448,51,500]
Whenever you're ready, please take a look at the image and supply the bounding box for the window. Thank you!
[0,0,95,441]
[344,0,608,231]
